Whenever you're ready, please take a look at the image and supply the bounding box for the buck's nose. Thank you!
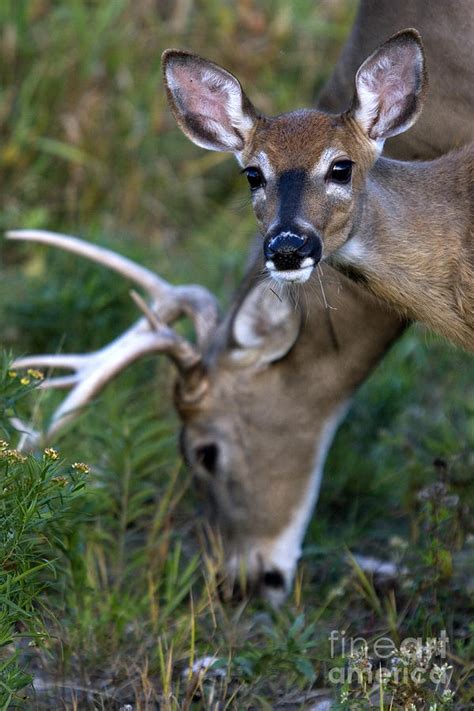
[218,566,289,606]
[264,229,322,276]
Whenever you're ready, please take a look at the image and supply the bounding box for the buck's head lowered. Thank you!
[9,231,356,606]
[175,276,348,605]
[163,29,426,284]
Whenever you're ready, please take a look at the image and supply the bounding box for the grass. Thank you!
[0,1,472,709]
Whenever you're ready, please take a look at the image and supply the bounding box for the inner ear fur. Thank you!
[351,28,426,144]
[231,282,301,366]
[162,49,258,153]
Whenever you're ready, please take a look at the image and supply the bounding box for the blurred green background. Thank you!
[0,1,472,708]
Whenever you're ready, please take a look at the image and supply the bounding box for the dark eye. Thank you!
[244,166,265,190]
[328,159,353,184]
[195,444,219,475]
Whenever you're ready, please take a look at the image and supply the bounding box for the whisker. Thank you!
[302,283,311,324]
[316,264,336,311]
[304,272,325,310]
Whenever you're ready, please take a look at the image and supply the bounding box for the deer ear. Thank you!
[231,282,301,366]
[162,49,258,153]
[351,29,426,148]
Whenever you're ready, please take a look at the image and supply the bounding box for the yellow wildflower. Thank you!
[44,447,59,460]
[0,448,27,463]
[27,369,44,380]
[72,462,90,474]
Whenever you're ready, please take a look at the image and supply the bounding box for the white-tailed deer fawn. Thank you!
[163,30,474,352]
[10,1,474,604]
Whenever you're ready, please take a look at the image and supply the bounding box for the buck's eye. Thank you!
[195,443,219,476]
[244,167,265,190]
[328,160,353,184]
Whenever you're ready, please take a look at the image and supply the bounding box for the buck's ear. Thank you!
[231,282,301,367]
[351,29,426,148]
[162,49,258,153]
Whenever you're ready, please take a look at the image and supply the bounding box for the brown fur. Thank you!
[235,63,474,350]
[332,145,474,350]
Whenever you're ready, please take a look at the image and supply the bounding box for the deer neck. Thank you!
[331,149,473,350]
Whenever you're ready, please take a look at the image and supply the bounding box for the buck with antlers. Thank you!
[10,0,474,603]
[9,228,402,605]
[163,30,474,352]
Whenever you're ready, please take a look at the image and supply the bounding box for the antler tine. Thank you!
[6,230,219,343]
[13,311,202,451]
[13,354,84,371]
[173,284,220,347]
[10,417,41,453]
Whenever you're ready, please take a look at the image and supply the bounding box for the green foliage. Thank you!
[0,359,87,709]
[231,613,319,683]
[0,353,44,440]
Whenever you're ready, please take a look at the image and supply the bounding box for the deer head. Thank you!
[8,230,402,605]
[162,29,426,285]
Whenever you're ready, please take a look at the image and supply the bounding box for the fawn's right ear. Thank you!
[162,50,258,153]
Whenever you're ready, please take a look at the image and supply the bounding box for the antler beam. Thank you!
[7,230,219,346]
[6,230,219,449]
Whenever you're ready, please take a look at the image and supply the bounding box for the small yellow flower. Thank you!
[0,440,9,451]
[44,447,59,460]
[1,448,27,463]
[7,370,17,378]
[52,476,68,487]
[20,377,30,386]
[72,462,90,474]
[27,368,44,380]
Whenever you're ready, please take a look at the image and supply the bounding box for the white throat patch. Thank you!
[262,400,350,584]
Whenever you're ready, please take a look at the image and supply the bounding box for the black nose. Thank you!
[262,569,285,589]
[264,230,322,270]
[217,568,286,603]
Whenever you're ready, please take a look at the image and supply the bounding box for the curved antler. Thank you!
[8,230,219,346]
[6,230,219,450]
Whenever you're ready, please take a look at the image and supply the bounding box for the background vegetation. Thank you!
[0,1,472,708]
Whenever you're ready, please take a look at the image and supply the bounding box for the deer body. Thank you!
[332,146,474,350]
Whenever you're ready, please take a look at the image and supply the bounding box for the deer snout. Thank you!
[219,562,290,607]
[221,538,300,606]
[264,229,322,283]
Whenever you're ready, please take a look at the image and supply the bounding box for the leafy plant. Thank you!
[0,355,87,708]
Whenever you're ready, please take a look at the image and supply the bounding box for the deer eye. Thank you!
[328,159,353,184]
[195,444,219,476]
[243,167,265,190]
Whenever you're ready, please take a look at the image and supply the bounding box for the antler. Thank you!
[6,229,219,450]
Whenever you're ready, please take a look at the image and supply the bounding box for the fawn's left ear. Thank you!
[351,29,426,149]
[162,49,258,153]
